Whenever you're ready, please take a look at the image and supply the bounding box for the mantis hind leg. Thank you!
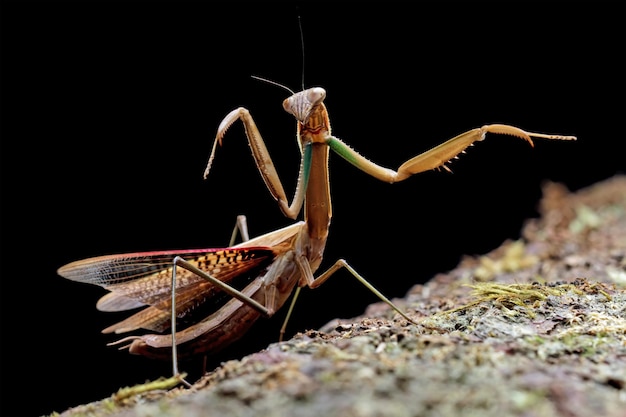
[229,214,250,245]
[279,286,302,342]
[169,256,271,377]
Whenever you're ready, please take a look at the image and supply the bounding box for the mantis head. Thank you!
[283,87,326,124]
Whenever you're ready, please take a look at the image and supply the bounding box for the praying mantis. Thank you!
[57,85,576,378]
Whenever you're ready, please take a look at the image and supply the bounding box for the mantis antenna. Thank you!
[251,13,307,94]
[250,76,295,95]
[298,14,306,90]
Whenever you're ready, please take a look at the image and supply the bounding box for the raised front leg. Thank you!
[327,124,577,183]
[204,107,309,219]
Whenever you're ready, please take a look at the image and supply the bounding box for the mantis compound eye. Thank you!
[307,87,326,105]
[282,97,294,114]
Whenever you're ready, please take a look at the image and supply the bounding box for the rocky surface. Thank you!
[54,176,626,417]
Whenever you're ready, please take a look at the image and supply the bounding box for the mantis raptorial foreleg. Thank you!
[206,93,576,221]
[327,124,576,180]
[205,108,308,220]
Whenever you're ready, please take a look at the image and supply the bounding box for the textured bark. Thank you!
[54,175,626,417]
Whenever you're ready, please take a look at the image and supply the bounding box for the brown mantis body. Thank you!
[58,86,575,376]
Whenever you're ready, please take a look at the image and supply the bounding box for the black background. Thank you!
[2,2,624,416]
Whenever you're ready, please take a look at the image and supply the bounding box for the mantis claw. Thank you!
[216,108,248,143]
[481,124,534,146]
